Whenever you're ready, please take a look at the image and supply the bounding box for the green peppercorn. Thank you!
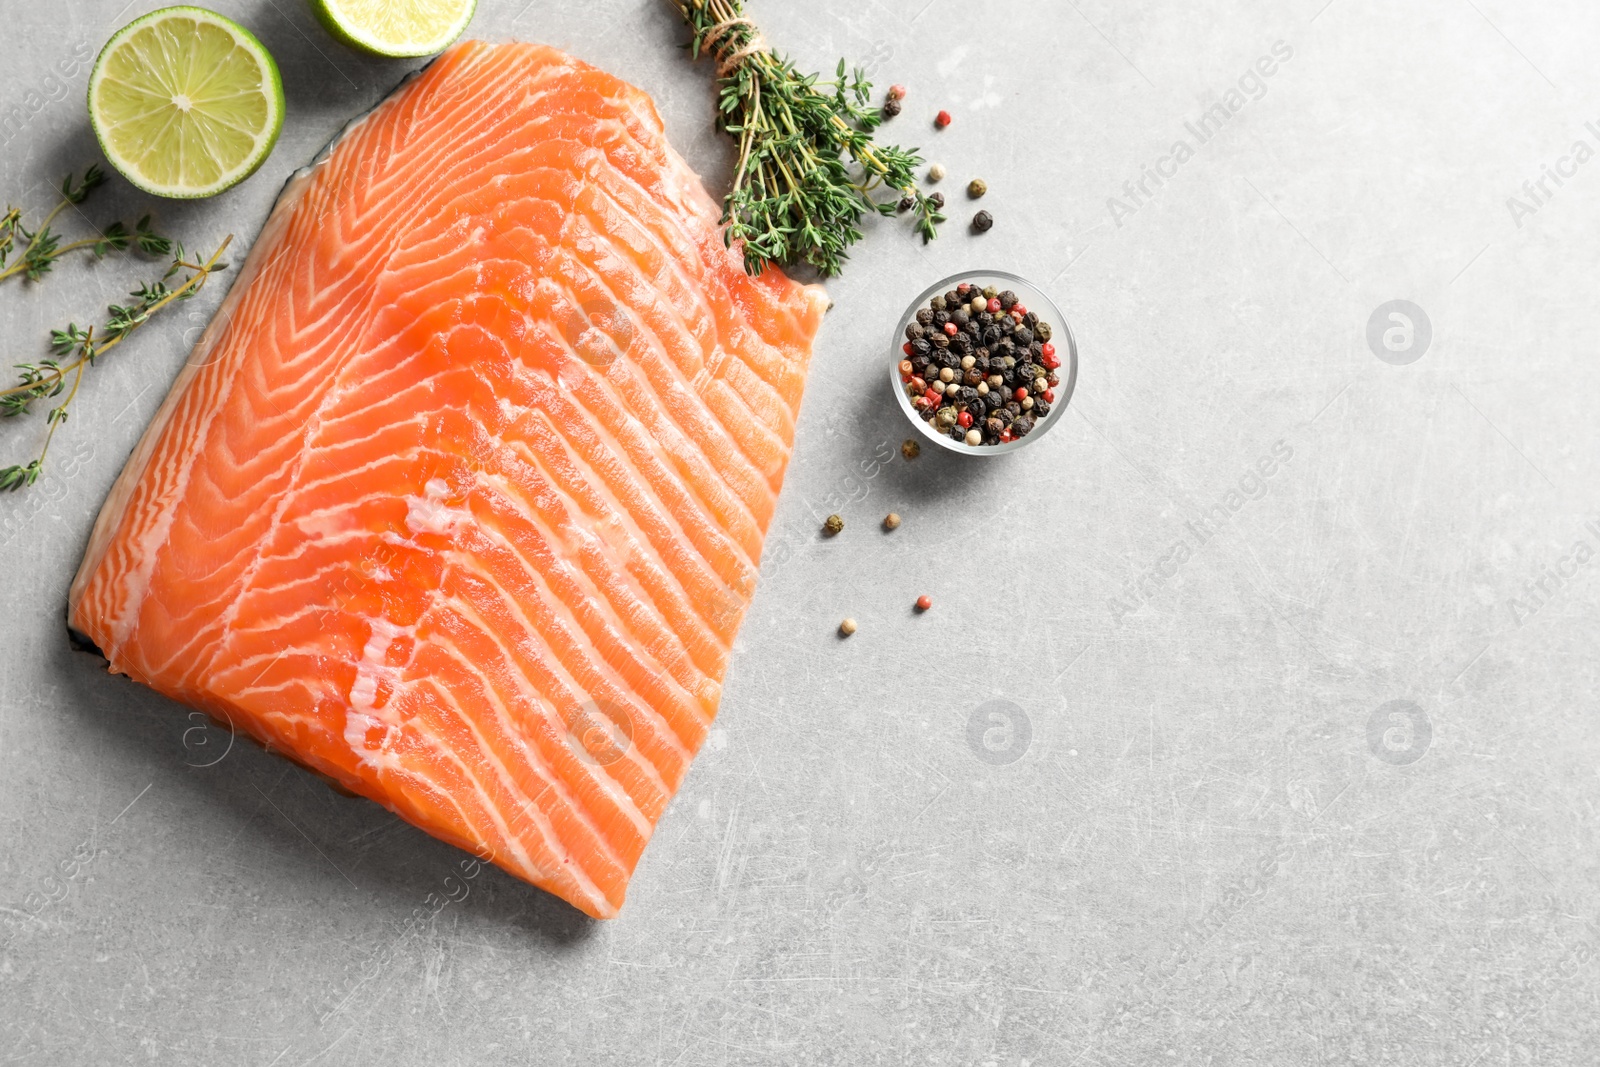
[967,178,987,199]
[1035,321,1052,342]
[982,286,998,300]
[901,438,920,460]
[823,514,844,536]
[972,210,993,233]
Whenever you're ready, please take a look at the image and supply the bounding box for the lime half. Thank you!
[89,7,284,200]
[310,0,476,58]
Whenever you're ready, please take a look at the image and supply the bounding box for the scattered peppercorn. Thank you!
[823,514,844,536]
[839,618,858,636]
[901,438,920,460]
[927,162,946,182]
[915,594,932,611]
[935,110,952,128]
[897,195,914,212]
[972,210,993,233]
[883,512,902,530]
[928,191,945,210]
[967,179,987,199]
[882,97,902,118]
[889,84,907,101]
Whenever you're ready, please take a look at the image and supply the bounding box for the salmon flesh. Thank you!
[68,41,828,919]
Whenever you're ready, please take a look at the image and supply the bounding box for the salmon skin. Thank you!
[68,41,827,919]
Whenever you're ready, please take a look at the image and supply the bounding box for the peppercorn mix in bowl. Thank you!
[892,271,1077,454]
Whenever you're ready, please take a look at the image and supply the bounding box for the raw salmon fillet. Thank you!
[68,41,827,919]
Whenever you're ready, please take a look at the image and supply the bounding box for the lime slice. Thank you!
[309,0,476,58]
[88,7,284,200]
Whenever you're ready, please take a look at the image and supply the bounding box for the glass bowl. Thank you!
[889,269,1077,456]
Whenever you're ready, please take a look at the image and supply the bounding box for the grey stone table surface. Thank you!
[2,0,1597,1063]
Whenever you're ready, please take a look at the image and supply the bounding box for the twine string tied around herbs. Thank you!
[697,13,769,77]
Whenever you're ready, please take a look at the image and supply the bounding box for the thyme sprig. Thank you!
[667,0,944,276]
[0,236,232,491]
[0,167,175,285]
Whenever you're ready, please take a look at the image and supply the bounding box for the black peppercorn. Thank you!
[897,195,913,212]
[916,308,935,327]
[950,335,970,355]
[1029,342,1043,359]
[963,368,982,386]
[930,295,947,312]
[883,97,903,118]
[951,309,970,327]
[1012,415,1035,436]
[1005,401,1021,416]
[910,338,930,356]
[1024,312,1038,328]
[911,354,930,373]
[1014,327,1033,347]
[959,385,979,405]
[931,333,950,350]
[943,290,959,307]
[985,417,1004,437]
[973,354,990,374]
[905,322,924,341]
[982,325,1002,347]
[930,192,946,210]
[1032,398,1051,418]
[972,210,993,233]
[998,290,1017,310]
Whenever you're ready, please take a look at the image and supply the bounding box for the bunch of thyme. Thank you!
[0,167,174,285]
[667,0,944,276]
[0,236,232,491]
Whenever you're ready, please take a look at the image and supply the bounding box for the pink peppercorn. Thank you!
[935,110,952,128]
